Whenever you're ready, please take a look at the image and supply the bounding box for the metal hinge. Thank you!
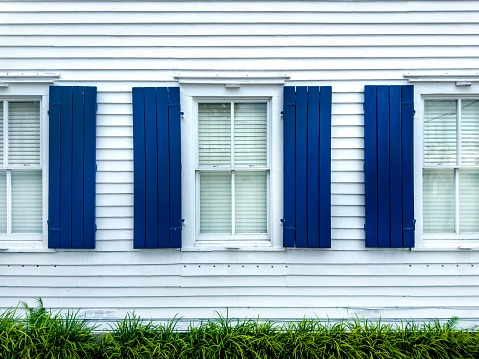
[169,219,185,231]
[49,102,61,107]
[281,102,296,115]
[403,219,416,231]
[95,224,98,232]
[280,219,296,231]
[47,220,61,232]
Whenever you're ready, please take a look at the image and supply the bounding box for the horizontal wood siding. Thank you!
[1,0,479,325]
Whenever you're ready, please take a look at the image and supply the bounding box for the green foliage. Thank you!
[1,301,479,359]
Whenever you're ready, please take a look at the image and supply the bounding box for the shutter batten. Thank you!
[364,85,415,248]
[283,86,332,248]
[133,87,182,249]
[48,86,97,249]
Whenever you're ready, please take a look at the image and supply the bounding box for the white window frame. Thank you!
[413,80,479,250]
[0,83,50,249]
[180,83,284,251]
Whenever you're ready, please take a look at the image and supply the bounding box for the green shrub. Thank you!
[1,301,479,359]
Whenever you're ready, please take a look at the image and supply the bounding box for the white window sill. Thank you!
[412,240,479,251]
[183,240,284,252]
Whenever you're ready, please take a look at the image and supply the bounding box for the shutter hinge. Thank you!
[403,219,416,231]
[95,224,98,232]
[95,164,98,171]
[168,103,180,108]
[364,223,366,230]
[280,219,296,231]
[169,219,185,231]
[281,103,296,115]
[47,220,61,232]
[401,102,413,105]
[49,102,61,107]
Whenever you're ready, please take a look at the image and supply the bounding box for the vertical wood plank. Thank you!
[364,85,378,248]
[389,86,403,248]
[168,87,182,248]
[319,86,332,248]
[377,86,390,248]
[156,87,170,248]
[307,86,319,248]
[133,87,146,249]
[83,86,97,249]
[295,86,308,248]
[402,85,415,248]
[282,86,296,247]
[59,87,73,249]
[48,86,61,249]
[71,87,84,249]
[144,87,158,249]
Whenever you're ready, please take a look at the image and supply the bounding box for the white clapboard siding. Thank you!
[1,0,479,327]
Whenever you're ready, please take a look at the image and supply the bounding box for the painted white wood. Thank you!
[1,0,479,326]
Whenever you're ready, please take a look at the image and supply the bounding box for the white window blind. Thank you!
[8,102,40,166]
[198,102,268,236]
[0,100,42,236]
[423,99,479,235]
[199,103,231,168]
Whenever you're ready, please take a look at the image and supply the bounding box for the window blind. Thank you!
[235,171,267,233]
[424,100,456,166]
[199,103,231,168]
[200,171,232,233]
[12,170,42,233]
[461,100,479,165]
[423,169,455,233]
[0,172,5,233]
[8,102,40,166]
[234,103,267,167]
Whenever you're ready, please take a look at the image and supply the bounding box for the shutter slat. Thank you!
[132,88,146,249]
[282,87,296,247]
[401,85,415,247]
[71,87,85,249]
[389,86,402,248]
[144,87,158,249]
[283,86,332,248]
[48,87,61,248]
[157,87,169,248]
[319,86,332,248]
[83,87,97,249]
[307,86,320,248]
[168,87,182,248]
[364,85,415,248]
[59,87,73,249]
[48,86,97,249]
[295,87,308,248]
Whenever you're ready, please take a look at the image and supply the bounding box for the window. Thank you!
[0,99,43,239]
[423,98,479,238]
[178,80,284,250]
[197,102,268,238]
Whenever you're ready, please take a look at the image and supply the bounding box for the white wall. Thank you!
[1,0,479,327]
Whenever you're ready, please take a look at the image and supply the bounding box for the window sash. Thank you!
[0,100,42,237]
[197,100,269,238]
[423,98,479,235]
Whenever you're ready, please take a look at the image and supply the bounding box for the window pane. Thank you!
[459,170,479,233]
[198,103,231,168]
[8,102,40,166]
[424,100,456,165]
[0,102,3,166]
[461,100,479,165]
[234,103,267,167]
[12,170,42,233]
[423,169,455,233]
[235,171,267,233]
[0,171,6,233]
[200,171,231,233]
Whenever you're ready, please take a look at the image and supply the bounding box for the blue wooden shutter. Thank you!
[133,87,182,249]
[48,86,97,249]
[283,86,332,248]
[364,85,415,248]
